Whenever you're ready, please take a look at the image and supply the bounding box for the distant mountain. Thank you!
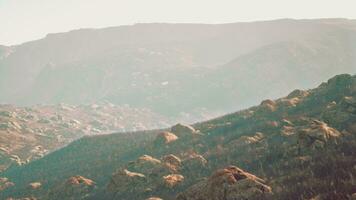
[1,19,356,117]
[2,74,355,199]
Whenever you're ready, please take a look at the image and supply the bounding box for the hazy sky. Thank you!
[1,0,356,45]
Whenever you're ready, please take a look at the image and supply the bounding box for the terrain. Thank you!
[1,19,356,116]
[0,103,172,172]
[1,74,355,199]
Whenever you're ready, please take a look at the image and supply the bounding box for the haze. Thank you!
[1,0,356,45]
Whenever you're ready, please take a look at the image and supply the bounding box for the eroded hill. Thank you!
[0,103,172,172]
[1,74,356,199]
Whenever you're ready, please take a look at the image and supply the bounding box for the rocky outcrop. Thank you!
[0,177,14,191]
[28,182,41,190]
[298,120,341,149]
[45,176,96,200]
[107,169,147,195]
[162,154,182,172]
[228,132,264,147]
[260,99,277,112]
[171,124,199,137]
[127,155,163,175]
[177,166,272,200]
[0,103,173,172]
[155,132,179,145]
[162,174,184,188]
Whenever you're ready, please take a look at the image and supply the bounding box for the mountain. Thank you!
[1,74,355,199]
[1,19,356,117]
[0,103,172,172]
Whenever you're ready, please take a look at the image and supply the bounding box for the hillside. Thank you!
[0,103,172,173]
[1,74,355,199]
[1,19,356,117]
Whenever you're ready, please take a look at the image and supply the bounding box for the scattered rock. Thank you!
[177,166,272,200]
[162,174,184,188]
[155,131,179,145]
[45,176,96,200]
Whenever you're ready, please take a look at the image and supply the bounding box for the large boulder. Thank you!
[162,154,182,172]
[177,166,272,200]
[171,123,199,137]
[260,99,277,112]
[107,169,147,195]
[45,176,96,200]
[127,155,162,174]
[154,131,179,145]
[162,174,184,188]
[298,120,341,149]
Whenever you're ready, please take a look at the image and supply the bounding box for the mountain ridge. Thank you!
[1,73,355,199]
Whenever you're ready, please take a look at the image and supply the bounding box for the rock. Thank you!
[0,110,15,118]
[176,166,272,200]
[351,193,356,200]
[281,125,295,136]
[229,132,264,147]
[155,131,179,145]
[45,176,96,200]
[182,154,208,175]
[0,177,15,191]
[29,182,42,190]
[66,176,95,186]
[171,123,198,137]
[260,99,277,112]
[107,169,146,194]
[279,98,301,107]
[127,155,162,174]
[287,89,309,99]
[162,154,182,172]
[162,174,184,188]
[146,197,163,200]
[298,120,341,149]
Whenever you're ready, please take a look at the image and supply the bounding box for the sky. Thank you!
[1,0,356,46]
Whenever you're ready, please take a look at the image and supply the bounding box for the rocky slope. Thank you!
[1,19,356,117]
[0,103,172,172]
[1,74,355,199]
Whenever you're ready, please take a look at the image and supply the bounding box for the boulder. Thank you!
[171,123,198,137]
[298,120,341,149]
[287,89,309,99]
[162,154,182,172]
[229,132,264,147]
[155,131,179,145]
[146,197,163,200]
[45,175,96,199]
[127,155,162,174]
[162,174,184,188]
[29,182,42,190]
[0,177,14,191]
[260,99,277,112]
[176,166,272,200]
[107,169,146,194]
